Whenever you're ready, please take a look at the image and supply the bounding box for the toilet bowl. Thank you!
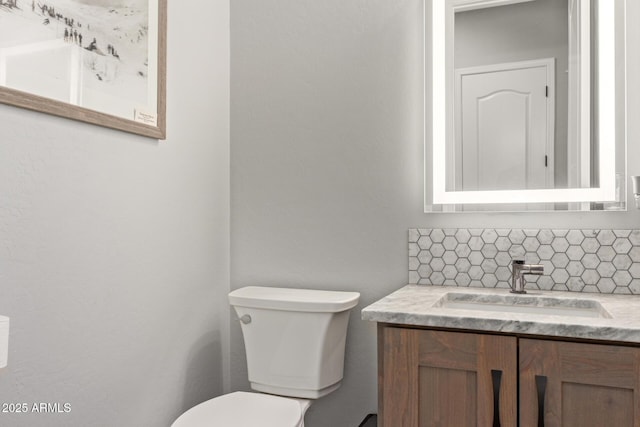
[170,286,360,427]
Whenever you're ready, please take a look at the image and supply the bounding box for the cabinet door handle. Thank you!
[535,375,547,427]
[491,369,502,427]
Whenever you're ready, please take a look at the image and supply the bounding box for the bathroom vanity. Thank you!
[363,286,640,427]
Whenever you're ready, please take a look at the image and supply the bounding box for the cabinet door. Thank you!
[520,339,640,427]
[379,326,517,427]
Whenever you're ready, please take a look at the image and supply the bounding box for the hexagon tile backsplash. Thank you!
[409,228,640,294]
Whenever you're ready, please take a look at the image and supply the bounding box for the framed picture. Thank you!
[0,0,166,139]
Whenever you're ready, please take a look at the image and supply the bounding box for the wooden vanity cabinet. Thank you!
[519,338,640,427]
[379,325,640,427]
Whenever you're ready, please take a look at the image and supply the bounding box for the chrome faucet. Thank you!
[511,260,544,294]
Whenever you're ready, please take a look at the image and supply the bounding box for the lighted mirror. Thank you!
[426,0,626,212]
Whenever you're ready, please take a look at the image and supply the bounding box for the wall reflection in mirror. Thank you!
[426,0,626,212]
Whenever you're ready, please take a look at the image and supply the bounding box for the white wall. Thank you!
[231,1,639,426]
[0,0,230,426]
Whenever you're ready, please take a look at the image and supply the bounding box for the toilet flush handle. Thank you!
[239,314,252,325]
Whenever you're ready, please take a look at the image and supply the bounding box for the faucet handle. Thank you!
[511,260,544,294]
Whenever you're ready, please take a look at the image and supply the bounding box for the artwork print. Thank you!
[0,0,165,138]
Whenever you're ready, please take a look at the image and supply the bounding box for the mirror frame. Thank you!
[428,0,617,207]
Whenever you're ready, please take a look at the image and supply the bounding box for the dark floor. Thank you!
[359,414,377,427]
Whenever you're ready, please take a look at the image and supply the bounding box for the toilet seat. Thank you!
[171,391,309,427]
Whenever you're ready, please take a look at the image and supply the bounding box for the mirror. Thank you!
[426,0,626,211]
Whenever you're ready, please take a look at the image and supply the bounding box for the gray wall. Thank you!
[0,1,230,426]
[231,1,640,426]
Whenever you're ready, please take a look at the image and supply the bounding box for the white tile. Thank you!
[551,237,569,253]
[443,236,458,251]
[525,252,541,264]
[581,269,600,285]
[468,236,484,251]
[496,266,511,282]
[481,229,498,244]
[442,250,458,265]
[537,275,555,290]
[418,264,433,278]
[613,238,632,254]
[537,229,554,245]
[431,229,445,243]
[429,243,445,258]
[508,229,526,244]
[537,244,555,260]
[551,268,569,283]
[418,250,432,264]
[481,243,498,259]
[581,237,599,253]
[409,243,420,257]
[454,258,471,273]
[443,265,458,280]
[629,279,640,294]
[596,230,616,246]
[613,254,632,270]
[481,274,498,288]
[566,245,585,261]
[495,236,512,251]
[469,251,484,266]
[596,246,616,262]
[495,251,512,266]
[469,265,484,280]
[630,263,640,279]
[455,243,471,258]
[495,229,511,237]
[550,252,570,269]
[409,271,420,284]
[614,230,632,238]
[417,235,432,250]
[581,253,600,269]
[455,273,471,287]
[409,229,420,243]
[454,229,471,244]
[551,229,569,237]
[612,270,632,287]
[429,272,445,285]
[566,230,585,245]
[567,277,585,292]
[523,237,540,252]
[596,261,616,278]
[596,278,616,293]
[566,261,585,277]
[509,245,526,257]
[481,258,498,274]
[430,258,445,272]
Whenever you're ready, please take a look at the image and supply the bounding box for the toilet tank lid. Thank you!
[229,287,360,312]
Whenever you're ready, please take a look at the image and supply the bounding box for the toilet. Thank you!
[171,286,360,427]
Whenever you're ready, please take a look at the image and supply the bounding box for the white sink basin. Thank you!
[0,316,8,368]
[435,293,611,319]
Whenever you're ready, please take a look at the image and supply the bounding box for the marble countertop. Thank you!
[362,285,640,344]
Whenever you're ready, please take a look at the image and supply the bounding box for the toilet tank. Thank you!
[229,287,360,399]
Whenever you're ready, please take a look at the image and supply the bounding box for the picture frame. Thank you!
[0,0,167,139]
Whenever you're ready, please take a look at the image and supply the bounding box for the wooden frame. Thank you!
[0,0,167,139]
